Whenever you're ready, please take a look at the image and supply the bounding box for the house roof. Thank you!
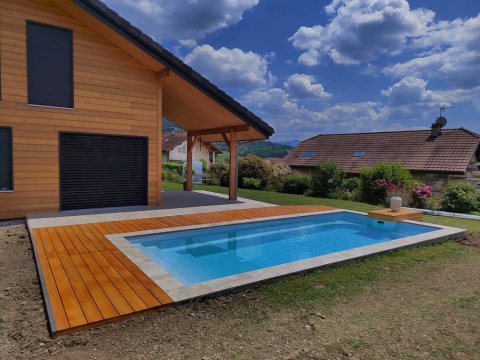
[75,0,274,139]
[283,128,480,175]
[162,133,221,153]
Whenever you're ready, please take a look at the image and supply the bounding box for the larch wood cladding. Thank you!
[0,0,162,219]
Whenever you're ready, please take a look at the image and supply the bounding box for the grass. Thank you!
[163,182,480,313]
[163,182,480,233]
[258,241,472,308]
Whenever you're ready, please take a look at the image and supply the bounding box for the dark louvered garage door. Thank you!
[60,133,148,211]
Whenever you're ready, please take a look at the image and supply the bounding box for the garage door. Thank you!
[60,133,148,211]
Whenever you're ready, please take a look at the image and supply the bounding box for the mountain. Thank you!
[277,139,301,147]
[163,119,183,133]
[215,140,292,159]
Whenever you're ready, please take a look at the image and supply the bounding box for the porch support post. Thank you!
[156,72,164,205]
[228,130,238,200]
[185,133,193,191]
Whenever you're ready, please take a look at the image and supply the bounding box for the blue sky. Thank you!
[104,0,480,142]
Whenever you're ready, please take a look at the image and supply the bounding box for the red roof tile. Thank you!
[283,128,479,174]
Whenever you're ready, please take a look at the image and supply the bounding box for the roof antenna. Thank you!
[431,104,454,137]
[439,104,455,117]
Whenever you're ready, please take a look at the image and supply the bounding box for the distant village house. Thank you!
[284,126,480,191]
[162,132,221,164]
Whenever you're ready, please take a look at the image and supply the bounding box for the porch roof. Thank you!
[54,0,274,142]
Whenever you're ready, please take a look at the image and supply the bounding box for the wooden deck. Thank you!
[29,205,334,336]
[367,208,423,222]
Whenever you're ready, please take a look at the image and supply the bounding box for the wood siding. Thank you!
[0,0,161,219]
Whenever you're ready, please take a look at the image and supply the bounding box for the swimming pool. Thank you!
[127,211,438,285]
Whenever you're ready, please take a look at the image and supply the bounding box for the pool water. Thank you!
[127,212,437,284]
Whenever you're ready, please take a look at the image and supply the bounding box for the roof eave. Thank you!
[74,0,274,139]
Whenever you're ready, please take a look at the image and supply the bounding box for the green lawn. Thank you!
[163,182,480,233]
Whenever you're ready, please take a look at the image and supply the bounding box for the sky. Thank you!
[103,0,480,143]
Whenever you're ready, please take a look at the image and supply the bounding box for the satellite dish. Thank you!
[436,116,447,128]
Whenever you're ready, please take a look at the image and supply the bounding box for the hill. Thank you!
[214,140,292,158]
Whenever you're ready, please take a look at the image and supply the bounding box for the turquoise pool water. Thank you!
[127,212,437,285]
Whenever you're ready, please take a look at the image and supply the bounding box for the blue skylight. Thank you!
[303,151,316,158]
[354,151,365,158]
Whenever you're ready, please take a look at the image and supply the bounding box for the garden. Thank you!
[164,156,480,215]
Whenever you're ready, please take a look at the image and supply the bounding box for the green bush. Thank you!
[238,155,270,189]
[359,162,413,204]
[280,173,311,195]
[267,162,292,191]
[310,160,345,197]
[208,162,229,187]
[163,162,183,175]
[162,168,182,183]
[341,177,361,192]
[242,177,263,190]
[441,182,480,213]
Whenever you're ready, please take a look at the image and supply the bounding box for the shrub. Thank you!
[359,162,413,204]
[341,177,361,192]
[411,183,433,208]
[163,162,183,175]
[238,155,270,189]
[441,182,480,213]
[242,177,263,190]
[425,194,441,211]
[162,168,182,183]
[310,160,345,197]
[280,173,311,194]
[267,162,292,191]
[208,162,229,187]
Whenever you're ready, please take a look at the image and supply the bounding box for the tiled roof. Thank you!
[78,0,274,138]
[283,128,480,174]
[162,133,221,153]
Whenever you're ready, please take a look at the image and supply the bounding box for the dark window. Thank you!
[354,150,365,158]
[27,21,73,108]
[302,151,316,158]
[0,127,13,190]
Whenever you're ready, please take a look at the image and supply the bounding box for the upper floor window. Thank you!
[178,143,186,153]
[27,21,73,108]
[0,127,13,191]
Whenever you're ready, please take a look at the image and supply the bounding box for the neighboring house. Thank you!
[284,127,480,191]
[0,0,273,220]
[162,132,221,164]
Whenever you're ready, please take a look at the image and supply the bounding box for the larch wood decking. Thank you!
[30,205,334,336]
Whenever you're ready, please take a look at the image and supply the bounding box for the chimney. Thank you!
[430,122,441,137]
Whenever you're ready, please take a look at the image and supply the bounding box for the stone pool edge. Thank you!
[105,210,466,302]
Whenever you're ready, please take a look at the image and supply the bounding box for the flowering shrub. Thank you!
[359,162,413,204]
[267,162,292,191]
[411,184,433,208]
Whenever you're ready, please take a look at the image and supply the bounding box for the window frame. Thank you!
[0,127,13,192]
[26,20,74,109]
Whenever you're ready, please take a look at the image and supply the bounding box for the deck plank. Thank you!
[30,205,334,336]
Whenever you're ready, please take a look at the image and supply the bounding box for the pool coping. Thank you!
[105,209,466,302]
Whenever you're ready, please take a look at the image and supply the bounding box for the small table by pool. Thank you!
[368,208,423,222]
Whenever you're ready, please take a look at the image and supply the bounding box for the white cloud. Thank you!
[289,0,434,66]
[380,76,447,120]
[119,0,259,40]
[384,15,480,89]
[283,74,331,100]
[242,86,388,141]
[178,39,197,48]
[381,76,441,107]
[242,88,298,115]
[184,45,273,91]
